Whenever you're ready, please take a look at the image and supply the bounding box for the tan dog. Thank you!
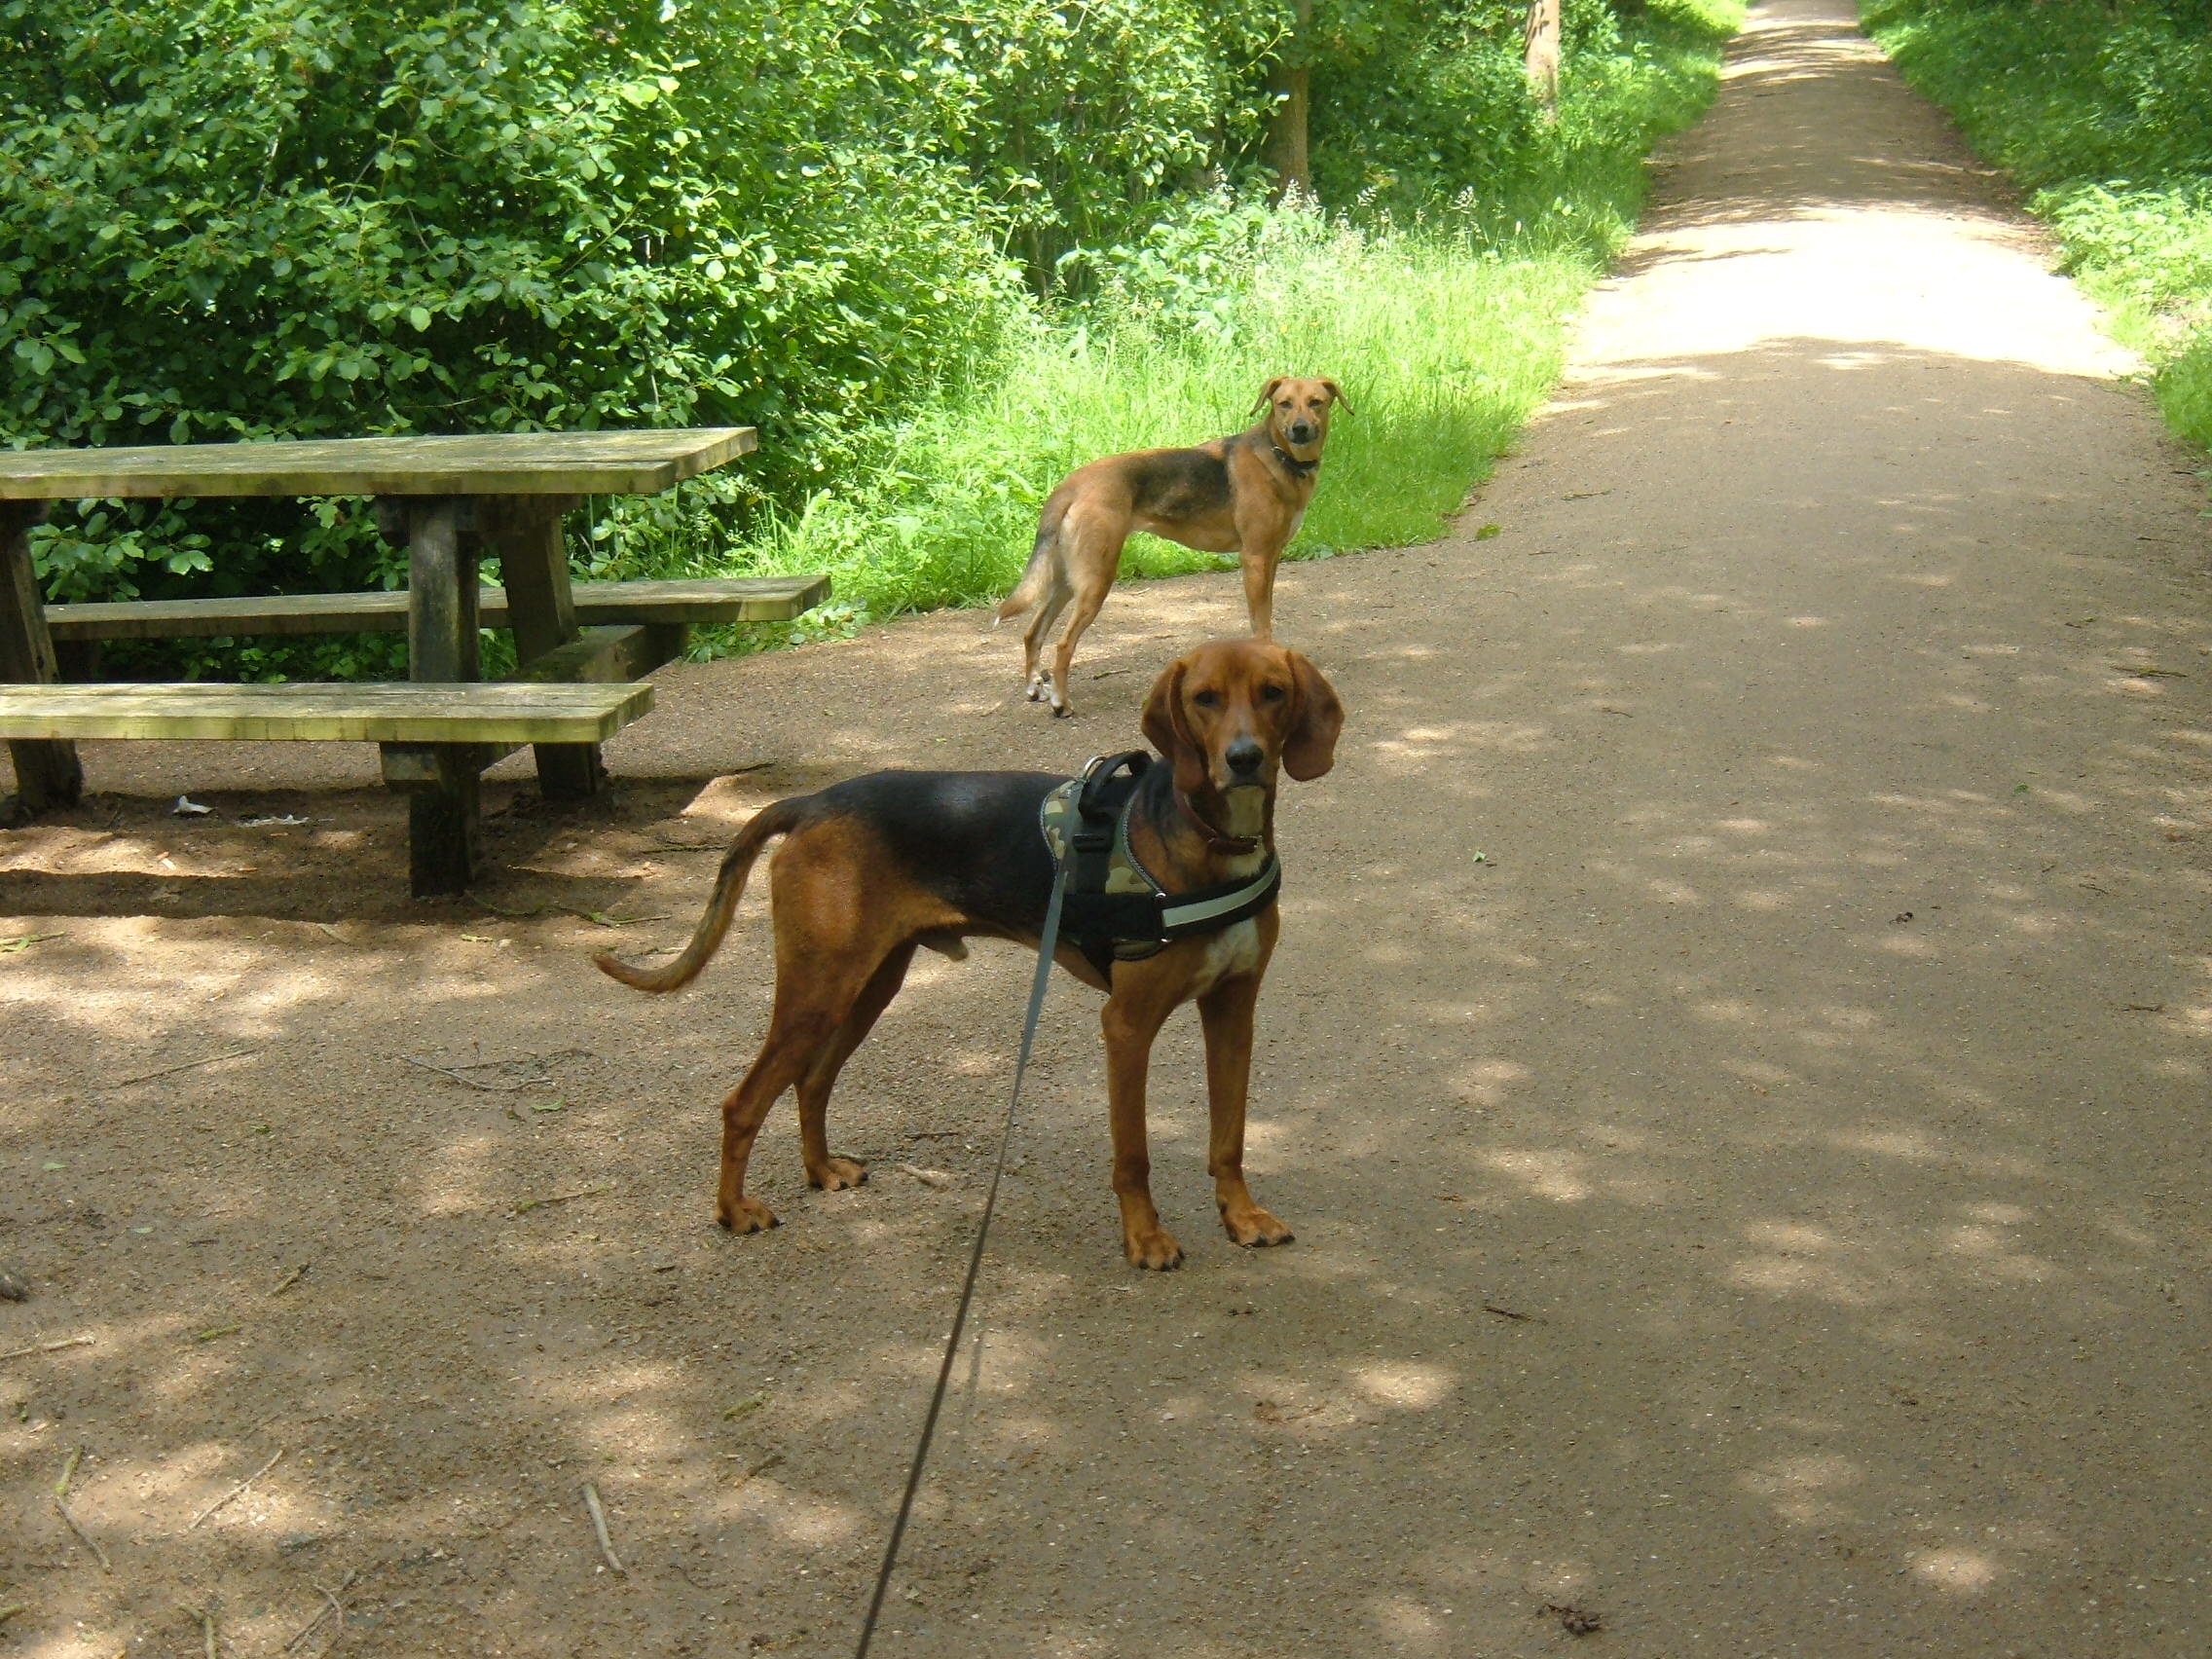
[595,639,1344,1270]
[994,375,1350,717]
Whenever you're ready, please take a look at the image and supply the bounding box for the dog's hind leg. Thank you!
[793,942,915,1192]
[1043,525,1124,718]
[1021,575,1072,703]
[712,825,910,1233]
[714,1024,821,1233]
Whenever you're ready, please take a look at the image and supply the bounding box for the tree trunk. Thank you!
[1525,0,1562,114]
[1266,0,1314,200]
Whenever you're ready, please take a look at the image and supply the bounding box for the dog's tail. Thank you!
[593,798,804,993]
[991,497,1067,626]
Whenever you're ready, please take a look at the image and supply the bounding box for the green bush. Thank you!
[1864,0,2212,458]
[1,0,1743,678]
[1,0,1020,630]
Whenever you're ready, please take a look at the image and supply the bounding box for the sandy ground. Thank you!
[6,1,2212,1654]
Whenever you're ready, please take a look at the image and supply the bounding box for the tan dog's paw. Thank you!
[1124,1225,1186,1272]
[1222,1204,1294,1248]
[807,1157,868,1192]
[718,1196,780,1234]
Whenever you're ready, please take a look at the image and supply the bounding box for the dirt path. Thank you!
[6,1,2211,1653]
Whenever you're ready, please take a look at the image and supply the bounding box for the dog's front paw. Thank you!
[807,1157,868,1193]
[1124,1225,1185,1271]
[1222,1204,1295,1249]
[718,1195,780,1234]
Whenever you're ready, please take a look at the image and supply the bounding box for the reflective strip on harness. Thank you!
[1160,862,1279,934]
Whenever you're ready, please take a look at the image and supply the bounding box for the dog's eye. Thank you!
[1259,683,1286,703]
[1192,689,1222,709]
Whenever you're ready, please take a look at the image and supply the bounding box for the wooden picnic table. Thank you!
[0,428,781,895]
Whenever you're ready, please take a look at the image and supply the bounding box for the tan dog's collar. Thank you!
[1173,786,1263,856]
[1270,440,1320,479]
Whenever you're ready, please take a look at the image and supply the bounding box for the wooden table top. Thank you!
[0,428,756,500]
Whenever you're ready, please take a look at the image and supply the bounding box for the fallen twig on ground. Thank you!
[284,1569,356,1653]
[189,1448,284,1530]
[898,1163,954,1189]
[53,1449,111,1572]
[107,1049,258,1089]
[582,1483,625,1575]
[512,1185,609,1216]
[2,1334,93,1361]
[55,1499,111,1570]
[403,1055,552,1091]
[183,1603,219,1658]
[720,1452,784,1485]
[1483,1303,1539,1323]
[271,1263,311,1297]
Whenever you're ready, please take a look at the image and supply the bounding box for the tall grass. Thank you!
[677,208,1590,636]
[1864,0,2212,455]
[595,0,1746,649]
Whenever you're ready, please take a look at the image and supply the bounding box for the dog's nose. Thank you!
[1226,737,1265,778]
[1287,422,1314,445]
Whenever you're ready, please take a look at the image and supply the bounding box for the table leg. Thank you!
[487,495,602,799]
[394,497,480,896]
[0,500,85,822]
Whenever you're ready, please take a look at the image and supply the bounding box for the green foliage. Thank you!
[1864,0,2212,454]
[870,0,1289,289]
[1309,0,1738,224]
[1,0,1022,634]
[1,0,1745,677]
[586,0,1744,646]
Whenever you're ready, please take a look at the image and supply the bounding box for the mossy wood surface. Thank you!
[0,681,652,743]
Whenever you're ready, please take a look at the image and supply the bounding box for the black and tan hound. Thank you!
[595,638,1344,1269]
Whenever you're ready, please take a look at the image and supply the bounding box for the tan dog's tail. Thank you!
[992,497,1068,624]
[593,798,803,993]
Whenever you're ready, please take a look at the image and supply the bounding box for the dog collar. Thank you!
[1270,441,1319,479]
[1172,786,1262,855]
[1038,753,1281,976]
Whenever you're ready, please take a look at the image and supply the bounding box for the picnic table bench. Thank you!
[0,429,828,895]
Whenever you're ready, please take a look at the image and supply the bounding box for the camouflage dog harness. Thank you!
[1039,750,1281,978]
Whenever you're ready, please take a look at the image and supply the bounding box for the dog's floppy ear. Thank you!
[1281,649,1344,782]
[1249,376,1287,418]
[1142,658,1209,793]
[1320,379,1353,415]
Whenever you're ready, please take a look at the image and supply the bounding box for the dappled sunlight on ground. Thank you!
[5,0,2212,1653]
